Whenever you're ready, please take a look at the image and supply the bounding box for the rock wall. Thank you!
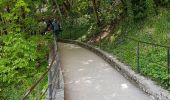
[46,42,64,100]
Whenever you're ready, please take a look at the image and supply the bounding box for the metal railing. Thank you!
[22,38,60,100]
[126,37,170,86]
[126,37,170,71]
[60,31,170,87]
[100,36,170,87]
[97,35,170,87]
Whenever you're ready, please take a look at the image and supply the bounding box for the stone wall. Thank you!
[47,42,64,100]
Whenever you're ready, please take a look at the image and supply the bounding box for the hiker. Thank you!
[46,19,53,32]
[52,19,61,41]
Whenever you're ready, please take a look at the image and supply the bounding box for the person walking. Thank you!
[52,19,61,41]
[46,19,53,32]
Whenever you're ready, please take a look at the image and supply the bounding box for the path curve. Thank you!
[59,43,153,100]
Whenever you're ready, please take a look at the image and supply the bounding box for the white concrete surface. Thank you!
[59,43,154,100]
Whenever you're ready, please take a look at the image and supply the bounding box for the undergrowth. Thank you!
[0,33,52,99]
[101,8,170,90]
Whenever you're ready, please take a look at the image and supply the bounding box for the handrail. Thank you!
[22,53,57,100]
[124,36,170,86]
[126,36,170,48]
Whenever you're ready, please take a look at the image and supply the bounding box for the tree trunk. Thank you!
[92,0,100,26]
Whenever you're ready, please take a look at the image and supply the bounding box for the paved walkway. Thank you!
[59,43,153,100]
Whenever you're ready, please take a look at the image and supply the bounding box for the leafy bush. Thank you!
[0,33,37,84]
[0,33,52,99]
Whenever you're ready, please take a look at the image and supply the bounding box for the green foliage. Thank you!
[0,33,36,84]
[146,0,156,16]
[0,0,169,98]
[99,8,170,90]
[154,9,170,37]
[125,0,134,23]
[24,17,39,34]
[122,0,158,22]
[100,36,170,89]
[13,0,30,14]
[0,33,52,99]
[139,45,168,87]
[154,0,170,6]
[71,0,89,16]
[0,0,53,99]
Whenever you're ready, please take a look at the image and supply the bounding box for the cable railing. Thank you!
[59,31,170,88]
[98,36,170,87]
[125,37,169,70]
[103,36,170,87]
[22,38,60,100]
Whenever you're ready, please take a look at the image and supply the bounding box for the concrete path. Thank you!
[59,43,153,100]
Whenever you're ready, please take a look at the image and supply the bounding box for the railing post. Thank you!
[137,42,140,73]
[60,31,63,39]
[74,31,76,40]
[81,35,83,42]
[108,38,110,52]
[48,63,52,100]
[99,35,101,49]
[167,48,170,86]
[69,31,71,39]
[37,84,40,100]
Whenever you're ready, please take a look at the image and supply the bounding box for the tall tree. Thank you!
[92,0,100,26]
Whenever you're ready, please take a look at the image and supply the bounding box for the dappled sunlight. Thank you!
[82,59,94,65]
[82,61,90,65]
[82,76,93,80]
[121,83,128,89]
[63,44,81,49]
[104,63,109,66]
[78,68,85,71]
[88,59,94,62]
[84,80,92,84]
[1,0,168,98]
[111,93,116,97]
[64,76,97,85]
[63,44,71,47]
[95,85,101,91]
[60,43,153,100]
[64,81,74,85]
[64,80,81,85]
[103,68,112,71]
[109,55,112,58]
[69,45,81,49]
[74,80,81,84]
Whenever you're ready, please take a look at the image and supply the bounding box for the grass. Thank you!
[127,8,170,45]
[100,8,170,90]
